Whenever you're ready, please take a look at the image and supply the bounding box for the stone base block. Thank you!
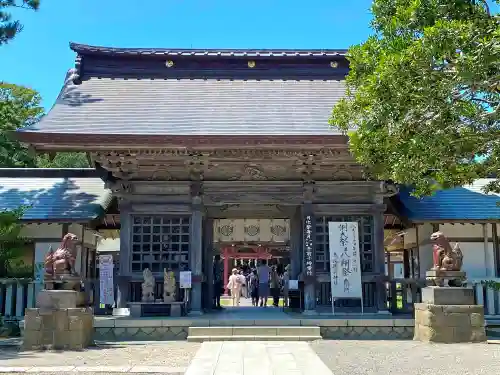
[414,303,486,343]
[36,290,78,309]
[425,270,466,287]
[23,307,94,350]
[171,304,181,317]
[421,287,474,305]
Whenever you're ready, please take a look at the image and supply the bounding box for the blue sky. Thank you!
[0,0,373,109]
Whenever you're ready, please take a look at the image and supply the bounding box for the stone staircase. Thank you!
[187,326,322,342]
[486,320,500,338]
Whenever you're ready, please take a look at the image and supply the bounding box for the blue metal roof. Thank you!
[0,176,112,221]
[398,179,500,221]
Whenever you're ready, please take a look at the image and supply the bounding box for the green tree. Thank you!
[0,0,40,45]
[330,0,500,196]
[37,152,89,168]
[0,82,41,167]
[0,82,90,168]
[0,205,30,277]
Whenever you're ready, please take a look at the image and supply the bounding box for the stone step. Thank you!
[486,327,500,338]
[187,335,320,342]
[187,326,322,342]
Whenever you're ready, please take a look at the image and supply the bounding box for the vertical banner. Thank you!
[99,254,114,306]
[180,271,192,289]
[304,215,314,277]
[328,222,363,301]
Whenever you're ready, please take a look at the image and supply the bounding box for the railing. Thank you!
[316,278,427,314]
[0,279,37,319]
[316,281,379,312]
[0,278,98,319]
[3,277,500,318]
[387,278,426,314]
[469,278,500,317]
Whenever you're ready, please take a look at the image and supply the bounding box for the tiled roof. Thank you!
[70,43,348,57]
[20,78,346,136]
[398,179,500,221]
[0,172,112,221]
[17,43,350,137]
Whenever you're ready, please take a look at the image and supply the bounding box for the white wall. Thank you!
[417,223,434,278]
[20,223,97,283]
[438,223,495,279]
[20,223,63,239]
[439,223,492,238]
[69,224,98,248]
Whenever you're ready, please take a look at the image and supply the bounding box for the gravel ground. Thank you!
[312,340,500,375]
[0,342,200,368]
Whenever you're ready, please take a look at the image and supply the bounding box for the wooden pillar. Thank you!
[302,199,316,312]
[203,218,214,310]
[116,202,131,308]
[493,223,500,277]
[373,201,388,312]
[189,191,204,314]
[482,223,492,277]
[290,207,302,279]
[223,247,230,295]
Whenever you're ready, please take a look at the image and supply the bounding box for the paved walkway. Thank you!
[185,341,332,375]
[0,342,198,374]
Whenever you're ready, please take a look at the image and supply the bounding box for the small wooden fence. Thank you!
[470,278,500,317]
[2,277,500,319]
[317,278,500,316]
[0,279,98,320]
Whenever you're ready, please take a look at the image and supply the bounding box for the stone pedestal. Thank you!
[426,270,466,287]
[414,286,486,343]
[23,290,94,350]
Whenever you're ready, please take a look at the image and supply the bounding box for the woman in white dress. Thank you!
[226,268,243,306]
[282,265,290,307]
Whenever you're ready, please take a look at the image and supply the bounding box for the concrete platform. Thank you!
[91,308,414,341]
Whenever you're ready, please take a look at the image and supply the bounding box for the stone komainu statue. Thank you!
[142,268,155,302]
[44,233,79,279]
[430,231,463,271]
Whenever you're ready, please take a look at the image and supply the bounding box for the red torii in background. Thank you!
[221,245,272,294]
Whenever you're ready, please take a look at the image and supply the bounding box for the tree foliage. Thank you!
[0,82,41,167]
[0,205,30,277]
[0,0,40,45]
[0,82,89,168]
[330,0,500,196]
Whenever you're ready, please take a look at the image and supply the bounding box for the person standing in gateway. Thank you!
[212,255,223,310]
[257,259,271,307]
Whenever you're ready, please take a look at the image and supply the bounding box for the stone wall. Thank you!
[414,303,486,343]
[23,307,93,350]
[93,317,414,341]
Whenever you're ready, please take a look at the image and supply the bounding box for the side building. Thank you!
[0,168,112,318]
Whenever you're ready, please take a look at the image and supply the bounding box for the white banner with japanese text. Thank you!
[304,215,314,277]
[328,222,362,299]
[99,254,114,305]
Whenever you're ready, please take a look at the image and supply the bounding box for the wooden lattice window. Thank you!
[131,215,190,272]
[315,215,374,273]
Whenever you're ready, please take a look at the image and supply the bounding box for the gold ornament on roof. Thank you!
[165,60,175,68]
[248,60,256,68]
[330,61,338,68]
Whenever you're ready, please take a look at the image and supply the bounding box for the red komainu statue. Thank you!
[44,233,79,279]
[430,231,463,271]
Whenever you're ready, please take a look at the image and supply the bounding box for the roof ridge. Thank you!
[69,42,348,57]
[0,168,101,178]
